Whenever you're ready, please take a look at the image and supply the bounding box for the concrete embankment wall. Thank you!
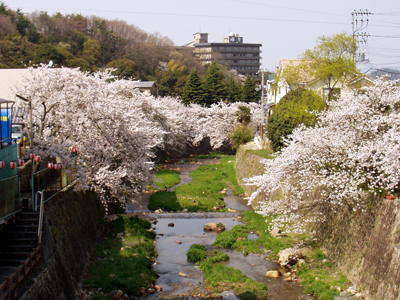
[21,190,104,300]
[235,144,400,300]
[234,144,266,206]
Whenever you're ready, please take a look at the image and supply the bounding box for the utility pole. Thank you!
[351,9,372,63]
[258,68,266,139]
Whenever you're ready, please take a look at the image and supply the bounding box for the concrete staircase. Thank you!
[0,211,43,300]
[0,212,40,269]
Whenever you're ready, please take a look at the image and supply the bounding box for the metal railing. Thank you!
[0,175,20,222]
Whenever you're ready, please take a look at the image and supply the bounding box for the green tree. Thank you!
[157,70,178,97]
[32,43,66,65]
[241,75,260,103]
[182,68,205,105]
[275,60,311,92]
[81,38,101,66]
[267,89,325,151]
[0,34,34,67]
[302,32,357,103]
[66,57,93,72]
[226,75,242,102]
[204,61,227,106]
[106,58,138,79]
[235,105,251,125]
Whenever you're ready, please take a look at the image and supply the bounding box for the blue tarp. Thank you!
[0,108,12,146]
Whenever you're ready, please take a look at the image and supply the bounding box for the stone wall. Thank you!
[318,198,400,300]
[20,189,104,300]
[235,145,400,300]
[235,143,267,207]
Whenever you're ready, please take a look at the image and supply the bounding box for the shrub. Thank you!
[187,244,207,262]
[266,88,325,151]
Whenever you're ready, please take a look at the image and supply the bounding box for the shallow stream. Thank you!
[128,159,314,300]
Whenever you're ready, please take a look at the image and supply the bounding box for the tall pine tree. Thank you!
[181,68,205,105]
[204,61,227,106]
[226,75,242,102]
[241,75,260,103]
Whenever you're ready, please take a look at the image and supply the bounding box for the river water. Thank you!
[126,159,314,300]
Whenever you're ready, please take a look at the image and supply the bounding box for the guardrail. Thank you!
[0,245,43,300]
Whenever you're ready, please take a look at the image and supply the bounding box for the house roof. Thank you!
[134,81,155,88]
[347,73,375,85]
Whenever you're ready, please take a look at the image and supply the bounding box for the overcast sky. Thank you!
[8,0,400,73]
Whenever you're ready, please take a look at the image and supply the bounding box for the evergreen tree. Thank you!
[204,61,227,106]
[182,68,205,105]
[226,75,242,102]
[241,75,260,103]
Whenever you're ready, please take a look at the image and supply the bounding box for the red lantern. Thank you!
[35,155,41,162]
[47,163,54,169]
[70,145,77,152]
[54,164,58,170]
[18,159,24,166]
[9,162,16,169]
[59,163,63,169]
[29,153,35,160]
[0,161,4,169]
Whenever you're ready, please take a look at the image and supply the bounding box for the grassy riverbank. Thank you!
[148,169,181,190]
[213,211,350,300]
[82,216,157,299]
[148,155,244,212]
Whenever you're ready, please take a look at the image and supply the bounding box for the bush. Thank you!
[187,244,207,262]
[267,88,325,151]
[230,124,253,149]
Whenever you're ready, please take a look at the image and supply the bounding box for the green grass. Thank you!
[297,245,350,300]
[214,211,304,255]
[203,264,268,300]
[196,151,225,159]
[213,225,248,248]
[148,169,181,190]
[148,156,244,212]
[85,216,157,297]
[186,245,267,300]
[247,149,275,159]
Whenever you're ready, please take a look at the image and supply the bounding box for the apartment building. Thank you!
[184,32,262,77]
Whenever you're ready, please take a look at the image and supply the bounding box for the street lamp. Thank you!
[15,94,34,208]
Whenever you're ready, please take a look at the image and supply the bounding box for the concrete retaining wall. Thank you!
[20,189,104,300]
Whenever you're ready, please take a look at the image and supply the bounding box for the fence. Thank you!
[0,246,43,300]
[1,166,75,221]
[0,175,20,221]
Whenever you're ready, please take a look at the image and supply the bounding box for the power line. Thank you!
[8,6,349,25]
[226,0,348,18]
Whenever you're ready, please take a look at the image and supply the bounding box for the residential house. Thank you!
[134,81,157,96]
[266,59,374,108]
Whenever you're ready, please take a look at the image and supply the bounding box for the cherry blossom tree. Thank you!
[246,78,400,232]
[14,66,165,201]
[13,66,261,203]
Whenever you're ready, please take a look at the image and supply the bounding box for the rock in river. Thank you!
[203,222,226,232]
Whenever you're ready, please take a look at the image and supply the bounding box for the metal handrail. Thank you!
[35,191,44,244]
